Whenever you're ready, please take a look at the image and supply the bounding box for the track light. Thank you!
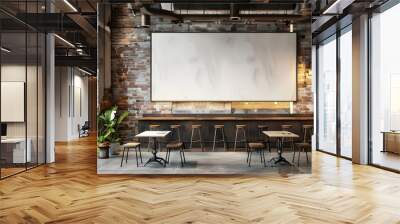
[63,0,78,12]
[54,34,75,48]
[78,67,94,76]
[1,47,11,53]
[289,22,294,32]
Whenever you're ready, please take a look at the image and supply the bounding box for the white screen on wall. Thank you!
[1,82,25,122]
[151,33,297,101]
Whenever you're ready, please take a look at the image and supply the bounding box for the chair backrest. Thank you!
[170,125,181,142]
[82,121,90,129]
[302,125,313,143]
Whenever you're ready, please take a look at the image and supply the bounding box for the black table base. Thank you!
[144,137,167,167]
[269,137,292,166]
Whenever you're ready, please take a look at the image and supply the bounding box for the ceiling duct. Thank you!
[230,3,240,21]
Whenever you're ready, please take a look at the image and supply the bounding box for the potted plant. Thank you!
[97,106,129,159]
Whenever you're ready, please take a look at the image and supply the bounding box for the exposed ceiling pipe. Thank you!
[140,6,182,21]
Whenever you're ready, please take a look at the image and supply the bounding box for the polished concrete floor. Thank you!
[98,148,311,175]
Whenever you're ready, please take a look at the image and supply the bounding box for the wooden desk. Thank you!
[382,131,400,154]
[1,138,32,164]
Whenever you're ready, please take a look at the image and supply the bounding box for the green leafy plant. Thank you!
[97,106,129,145]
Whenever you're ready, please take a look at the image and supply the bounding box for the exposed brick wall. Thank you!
[110,5,312,141]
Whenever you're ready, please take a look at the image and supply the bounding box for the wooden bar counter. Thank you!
[138,114,313,148]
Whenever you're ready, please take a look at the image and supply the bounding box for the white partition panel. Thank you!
[151,33,297,101]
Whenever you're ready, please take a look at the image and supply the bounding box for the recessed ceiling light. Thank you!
[78,67,93,76]
[54,34,75,48]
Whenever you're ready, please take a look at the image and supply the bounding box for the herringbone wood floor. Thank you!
[1,136,400,224]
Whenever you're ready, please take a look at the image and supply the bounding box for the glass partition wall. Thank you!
[316,26,352,159]
[0,2,46,179]
[370,3,400,171]
[317,35,337,155]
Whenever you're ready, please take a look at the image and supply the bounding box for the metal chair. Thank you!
[247,142,267,167]
[293,125,313,165]
[147,124,161,150]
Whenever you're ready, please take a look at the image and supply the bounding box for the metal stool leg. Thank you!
[213,128,217,151]
[139,145,143,163]
[234,128,239,151]
[198,129,204,151]
[248,151,252,167]
[190,129,195,149]
[120,148,126,167]
[135,148,139,167]
[125,148,130,163]
[222,128,227,150]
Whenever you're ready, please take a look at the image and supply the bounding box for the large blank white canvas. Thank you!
[151,33,297,101]
[1,82,25,122]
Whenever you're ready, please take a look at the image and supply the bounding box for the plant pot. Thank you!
[98,143,110,159]
[109,143,121,156]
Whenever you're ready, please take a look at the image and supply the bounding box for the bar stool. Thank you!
[212,124,227,151]
[293,125,313,165]
[247,142,267,167]
[190,124,204,151]
[170,124,182,143]
[148,124,161,150]
[120,142,142,167]
[234,124,248,151]
[257,124,271,152]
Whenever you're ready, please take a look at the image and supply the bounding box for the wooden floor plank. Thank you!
[0,136,400,223]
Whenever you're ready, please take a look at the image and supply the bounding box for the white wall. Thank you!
[55,67,89,141]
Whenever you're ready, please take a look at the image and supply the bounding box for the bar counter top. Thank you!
[138,114,313,121]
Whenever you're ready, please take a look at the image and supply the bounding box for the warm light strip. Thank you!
[54,34,75,48]
[1,47,11,53]
[78,67,93,76]
[63,0,78,12]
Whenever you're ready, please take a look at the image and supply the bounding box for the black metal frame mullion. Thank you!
[0,21,2,179]
[25,0,28,171]
[315,44,320,151]
[36,0,39,168]
[336,29,341,157]
[367,11,373,165]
